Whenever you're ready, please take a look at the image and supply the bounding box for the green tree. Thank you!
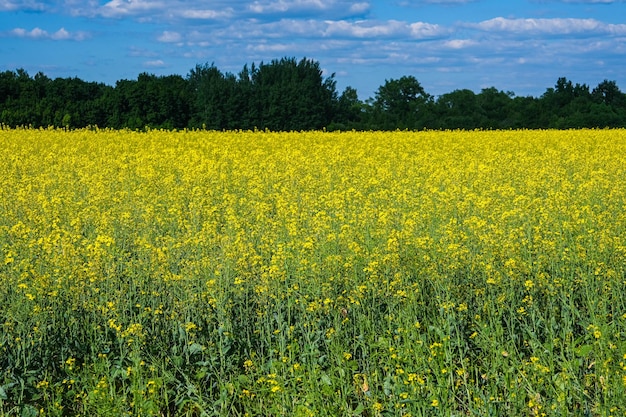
[477,87,516,128]
[434,89,482,129]
[591,80,626,127]
[251,57,337,131]
[592,80,623,106]
[372,76,432,129]
[540,77,593,128]
[188,63,238,129]
[329,86,363,130]
[109,73,190,129]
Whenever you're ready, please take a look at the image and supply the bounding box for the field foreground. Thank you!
[1,128,626,416]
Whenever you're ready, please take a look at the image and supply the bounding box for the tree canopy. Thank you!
[1,57,626,130]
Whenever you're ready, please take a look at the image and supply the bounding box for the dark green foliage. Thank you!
[1,62,626,130]
[188,63,237,130]
[250,57,337,131]
[0,70,114,128]
[369,75,433,130]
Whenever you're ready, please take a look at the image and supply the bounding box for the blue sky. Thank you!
[1,0,625,99]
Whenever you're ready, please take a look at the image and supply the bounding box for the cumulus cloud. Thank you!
[472,17,626,35]
[324,20,404,37]
[98,0,165,18]
[248,0,334,14]
[63,0,369,21]
[246,42,295,52]
[240,0,371,21]
[9,27,90,40]
[262,19,325,37]
[143,59,166,67]
[349,2,369,13]
[0,0,46,12]
[443,39,476,49]
[0,1,16,11]
[409,22,446,38]
[323,19,445,39]
[204,17,445,42]
[176,8,234,19]
[157,31,183,43]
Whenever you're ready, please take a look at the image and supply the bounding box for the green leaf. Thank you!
[320,374,332,386]
[21,405,38,417]
[195,369,207,380]
[576,344,593,358]
[172,355,183,367]
[187,343,204,355]
[383,375,393,396]
[352,404,365,415]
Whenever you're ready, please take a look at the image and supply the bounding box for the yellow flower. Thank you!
[65,357,76,370]
[36,380,49,389]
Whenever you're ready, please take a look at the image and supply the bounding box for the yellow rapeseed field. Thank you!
[1,127,626,416]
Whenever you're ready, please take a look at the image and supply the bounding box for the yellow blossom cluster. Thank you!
[1,127,626,416]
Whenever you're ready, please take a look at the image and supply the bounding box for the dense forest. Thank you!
[1,57,626,130]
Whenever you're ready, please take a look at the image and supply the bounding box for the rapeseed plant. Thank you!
[1,127,625,415]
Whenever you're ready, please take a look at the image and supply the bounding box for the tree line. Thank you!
[1,57,626,130]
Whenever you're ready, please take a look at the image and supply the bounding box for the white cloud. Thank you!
[409,22,445,38]
[144,59,166,67]
[51,28,71,40]
[157,31,183,43]
[323,20,402,37]
[349,2,369,13]
[473,17,626,36]
[443,39,476,49]
[9,27,89,41]
[323,20,445,39]
[176,8,234,19]
[0,0,18,11]
[98,0,165,18]
[60,0,371,22]
[0,1,13,10]
[267,19,325,36]
[243,0,370,19]
[248,1,285,13]
[0,0,46,11]
[248,0,329,14]
[246,42,294,52]
[204,17,446,42]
